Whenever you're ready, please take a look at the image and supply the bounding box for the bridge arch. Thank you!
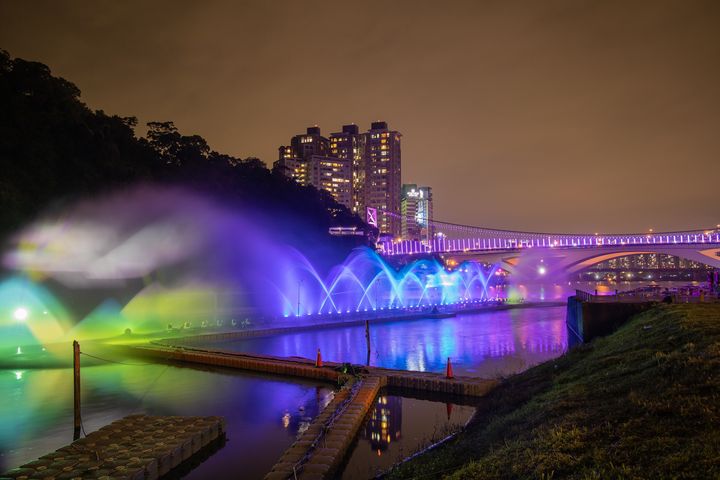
[444,245,720,277]
[563,246,720,273]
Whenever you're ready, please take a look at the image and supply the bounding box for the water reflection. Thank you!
[342,394,475,479]
[365,395,402,453]
[214,306,568,378]
[0,364,333,479]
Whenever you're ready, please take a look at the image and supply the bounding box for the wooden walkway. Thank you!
[2,415,225,480]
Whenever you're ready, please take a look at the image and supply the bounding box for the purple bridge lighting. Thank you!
[380,230,720,256]
[374,211,720,272]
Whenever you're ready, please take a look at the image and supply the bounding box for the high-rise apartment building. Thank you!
[401,184,434,244]
[275,146,309,185]
[329,125,365,214]
[310,155,352,208]
[274,126,331,185]
[364,122,402,238]
[275,122,402,237]
[274,127,353,207]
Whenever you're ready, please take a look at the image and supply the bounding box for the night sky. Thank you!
[1,0,718,233]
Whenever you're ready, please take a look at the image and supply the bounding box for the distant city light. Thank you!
[538,266,547,276]
[13,307,28,322]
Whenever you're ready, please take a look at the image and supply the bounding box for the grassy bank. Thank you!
[386,304,720,479]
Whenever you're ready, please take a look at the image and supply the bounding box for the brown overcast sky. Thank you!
[1,0,718,233]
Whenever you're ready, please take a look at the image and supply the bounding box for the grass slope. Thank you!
[387,304,720,479]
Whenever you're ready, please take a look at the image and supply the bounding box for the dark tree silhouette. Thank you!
[0,49,370,267]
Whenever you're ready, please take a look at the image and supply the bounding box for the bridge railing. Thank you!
[575,288,720,304]
[379,231,720,256]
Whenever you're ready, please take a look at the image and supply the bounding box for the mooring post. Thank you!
[73,340,81,440]
[365,319,371,364]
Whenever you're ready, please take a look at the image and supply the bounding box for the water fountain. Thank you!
[0,186,503,366]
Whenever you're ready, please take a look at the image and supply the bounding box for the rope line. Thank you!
[75,348,176,440]
[130,362,172,415]
[79,351,157,366]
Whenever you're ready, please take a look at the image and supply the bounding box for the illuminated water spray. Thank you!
[282,248,501,317]
[0,186,504,353]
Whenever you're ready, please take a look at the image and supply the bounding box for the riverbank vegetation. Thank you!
[387,303,720,479]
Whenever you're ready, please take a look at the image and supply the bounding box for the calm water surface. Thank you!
[212,306,568,378]
[2,305,570,478]
[340,394,475,479]
[0,364,333,478]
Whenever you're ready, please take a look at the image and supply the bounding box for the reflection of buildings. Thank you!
[364,395,402,452]
[401,184,433,244]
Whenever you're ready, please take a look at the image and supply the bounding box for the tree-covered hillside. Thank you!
[0,49,369,267]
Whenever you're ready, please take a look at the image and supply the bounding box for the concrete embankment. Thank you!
[2,415,225,480]
[566,295,657,342]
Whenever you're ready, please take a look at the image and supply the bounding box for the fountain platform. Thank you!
[1,414,225,480]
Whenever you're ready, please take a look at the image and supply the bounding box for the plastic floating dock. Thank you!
[2,414,225,480]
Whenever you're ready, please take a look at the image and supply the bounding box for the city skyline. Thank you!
[275,122,403,237]
[1,1,718,233]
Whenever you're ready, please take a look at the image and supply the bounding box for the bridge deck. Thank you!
[380,231,720,256]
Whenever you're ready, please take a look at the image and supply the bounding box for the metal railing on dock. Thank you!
[575,288,720,304]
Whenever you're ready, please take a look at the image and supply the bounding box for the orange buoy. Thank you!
[446,356,454,379]
[315,348,323,368]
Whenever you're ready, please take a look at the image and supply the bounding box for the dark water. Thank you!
[210,306,568,378]
[340,393,475,479]
[0,364,333,478]
[2,306,570,478]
